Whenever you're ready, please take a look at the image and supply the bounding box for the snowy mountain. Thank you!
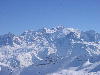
[0,26,100,75]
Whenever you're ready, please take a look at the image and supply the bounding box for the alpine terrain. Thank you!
[0,26,100,75]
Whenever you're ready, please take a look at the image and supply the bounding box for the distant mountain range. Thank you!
[0,26,100,75]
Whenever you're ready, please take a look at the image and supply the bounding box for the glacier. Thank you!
[0,26,100,75]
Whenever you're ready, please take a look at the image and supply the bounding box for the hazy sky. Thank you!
[0,0,100,34]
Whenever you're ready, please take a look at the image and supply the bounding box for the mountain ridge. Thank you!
[0,26,100,75]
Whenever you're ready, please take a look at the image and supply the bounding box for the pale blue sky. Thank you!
[0,0,100,34]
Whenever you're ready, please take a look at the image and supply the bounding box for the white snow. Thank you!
[0,66,1,72]
[47,69,100,75]
[44,28,57,33]
[17,53,33,67]
[0,27,100,75]
[83,59,92,67]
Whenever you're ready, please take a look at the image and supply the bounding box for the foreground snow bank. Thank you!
[47,69,100,75]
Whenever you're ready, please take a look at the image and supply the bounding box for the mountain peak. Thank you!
[0,26,100,75]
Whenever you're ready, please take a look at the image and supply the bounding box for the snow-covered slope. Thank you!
[0,26,100,75]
